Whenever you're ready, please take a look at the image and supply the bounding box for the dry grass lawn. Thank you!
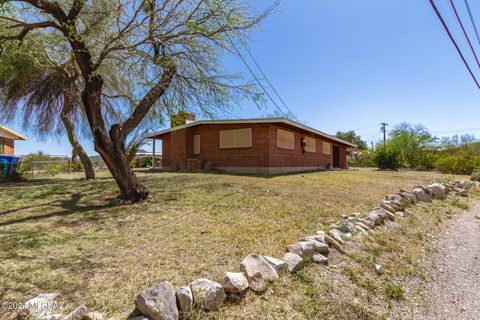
[0,169,472,319]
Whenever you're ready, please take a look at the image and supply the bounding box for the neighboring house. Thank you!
[146,118,356,174]
[0,124,26,156]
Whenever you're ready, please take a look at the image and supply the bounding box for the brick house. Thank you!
[146,118,356,174]
[0,124,26,156]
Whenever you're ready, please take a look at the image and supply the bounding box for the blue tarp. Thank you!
[0,156,18,174]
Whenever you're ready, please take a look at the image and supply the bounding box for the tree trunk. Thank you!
[61,88,95,180]
[80,76,149,203]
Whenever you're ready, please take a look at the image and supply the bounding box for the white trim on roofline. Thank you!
[0,124,27,140]
[145,118,357,148]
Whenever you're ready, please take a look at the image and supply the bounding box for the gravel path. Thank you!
[417,201,480,320]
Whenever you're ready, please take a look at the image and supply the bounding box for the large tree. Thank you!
[335,130,367,150]
[0,0,271,202]
[0,37,96,179]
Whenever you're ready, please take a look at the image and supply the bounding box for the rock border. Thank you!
[22,179,478,320]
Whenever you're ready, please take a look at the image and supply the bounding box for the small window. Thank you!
[323,141,331,155]
[277,129,294,149]
[0,137,3,154]
[193,135,200,154]
[220,128,252,148]
[305,137,316,153]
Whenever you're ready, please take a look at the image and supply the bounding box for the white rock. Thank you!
[414,188,432,202]
[135,282,178,320]
[287,241,315,259]
[190,278,225,311]
[83,312,104,320]
[455,188,469,197]
[283,252,305,273]
[64,305,88,320]
[38,314,63,320]
[24,293,60,319]
[220,272,249,294]
[367,211,382,226]
[175,286,193,313]
[312,253,328,265]
[300,239,330,255]
[429,183,446,199]
[329,229,345,244]
[375,264,382,275]
[240,253,279,282]
[263,256,287,274]
[314,232,327,244]
[248,272,267,293]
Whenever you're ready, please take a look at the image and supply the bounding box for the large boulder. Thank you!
[413,187,432,202]
[282,252,305,273]
[220,272,249,294]
[287,241,315,259]
[190,279,225,311]
[400,191,417,204]
[366,211,382,226]
[428,183,446,199]
[263,256,287,274]
[240,253,279,282]
[175,286,193,313]
[135,282,178,320]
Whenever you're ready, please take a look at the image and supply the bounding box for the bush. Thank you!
[434,155,480,175]
[349,151,375,167]
[142,157,153,167]
[417,152,438,170]
[373,147,401,170]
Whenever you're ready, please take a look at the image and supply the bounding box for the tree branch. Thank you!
[120,59,176,138]
[0,21,60,42]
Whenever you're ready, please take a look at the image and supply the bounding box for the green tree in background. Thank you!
[388,123,436,169]
[336,130,367,149]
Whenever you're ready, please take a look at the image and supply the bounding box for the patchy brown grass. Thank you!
[0,169,471,319]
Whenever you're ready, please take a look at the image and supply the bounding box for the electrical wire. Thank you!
[429,0,480,89]
[464,0,480,48]
[449,0,480,69]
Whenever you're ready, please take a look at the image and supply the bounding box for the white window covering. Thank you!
[277,129,294,149]
[305,137,316,153]
[193,135,200,154]
[323,141,331,155]
[220,128,252,148]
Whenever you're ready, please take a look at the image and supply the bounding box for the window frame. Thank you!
[219,128,252,149]
[277,129,295,150]
[304,136,316,153]
[193,134,200,155]
[322,141,331,155]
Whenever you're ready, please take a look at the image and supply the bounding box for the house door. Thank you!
[333,145,340,168]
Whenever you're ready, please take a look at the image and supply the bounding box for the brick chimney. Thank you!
[170,112,196,128]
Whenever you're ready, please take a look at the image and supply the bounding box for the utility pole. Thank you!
[380,122,388,147]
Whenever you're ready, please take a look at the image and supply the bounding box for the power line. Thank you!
[429,0,480,89]
[449,0,480,69]
[464,0,480,48]
[206,0,295,121]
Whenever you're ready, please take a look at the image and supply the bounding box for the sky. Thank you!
[8,0,480,156]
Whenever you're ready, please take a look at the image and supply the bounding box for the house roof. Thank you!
[0,124,27,140]
[145,118,357,148]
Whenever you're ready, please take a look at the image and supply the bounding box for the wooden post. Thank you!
[152,139,156,169]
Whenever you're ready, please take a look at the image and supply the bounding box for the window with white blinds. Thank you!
[323,141,331,155]
[305,137,316,153]
[277,129,294,149]
[219,128,252,148]
[193,135,200,154]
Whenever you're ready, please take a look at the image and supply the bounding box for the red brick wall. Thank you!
[188,123,270,168]
[159,123,349,171]
[2,138,14,155]
[161,133,170,168]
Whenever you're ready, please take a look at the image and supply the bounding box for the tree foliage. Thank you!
[0,0,275,202]
[335,130,367,149]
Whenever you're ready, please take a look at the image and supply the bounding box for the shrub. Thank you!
[373,147,402,170]
[385,282,405,300]
[349,151,375,167]
[434,155,480,175]
[142,157,153,167]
